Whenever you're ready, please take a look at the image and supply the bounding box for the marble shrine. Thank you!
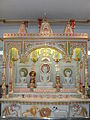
[0,19,90,118]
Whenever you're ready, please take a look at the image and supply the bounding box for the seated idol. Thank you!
[40,64,50,82]
[37,63,53,88]
[64,70,72,85]
[19,71,26,83]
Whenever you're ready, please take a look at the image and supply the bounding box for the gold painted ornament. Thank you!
[2,106,10,117]
[30,106,38,117]
[22,106,38,117]
[40,107,51,118]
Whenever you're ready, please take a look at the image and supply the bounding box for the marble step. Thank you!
[13,87,30,93]
[15,83,27,88]
[33,88,56,92]
[9,91,82,99]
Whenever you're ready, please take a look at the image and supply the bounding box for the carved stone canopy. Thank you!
[39,19,53,35]
[18,22,27,34]
[64,21,73,34]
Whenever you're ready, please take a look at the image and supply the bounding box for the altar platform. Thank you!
[0,97,90,118]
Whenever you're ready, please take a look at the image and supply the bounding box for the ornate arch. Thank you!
[25,45,65,56]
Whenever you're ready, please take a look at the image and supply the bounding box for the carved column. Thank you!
[12,61,16,88]
[2,57,6,98]
[75,60,80,91]
[80,60,83,92]
[55,63,60,89]
[84,54,88,97]
[82,55,85,87]
[9,61,13,92]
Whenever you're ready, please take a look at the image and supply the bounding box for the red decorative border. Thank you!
[3,33,88,39]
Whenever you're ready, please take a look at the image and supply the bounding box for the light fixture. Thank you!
[0,51,3,55]
[88,51,90,55]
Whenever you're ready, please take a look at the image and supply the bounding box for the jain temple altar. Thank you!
[0,20,90,118]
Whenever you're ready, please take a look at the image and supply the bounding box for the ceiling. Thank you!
[0,0,90,19]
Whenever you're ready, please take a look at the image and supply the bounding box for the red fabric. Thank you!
[38,18,42,29]
[71,19,75,29]
[24,21,28,28]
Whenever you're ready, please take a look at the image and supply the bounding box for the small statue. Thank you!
[56,76,60,88]
[29,71,36,88]
[9,81,12,92]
